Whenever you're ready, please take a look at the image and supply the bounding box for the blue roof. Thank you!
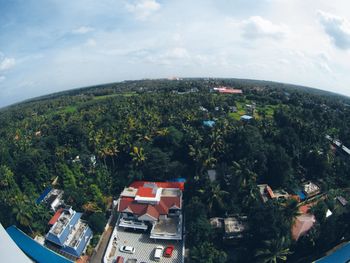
[61,226,93,257]
[316,242,350,263]
[296,191,306,201]
[46,211,82,246]
[203,120,215,127]
[6,226,73,263]
[36,187,52,204]
[168,178,186,183]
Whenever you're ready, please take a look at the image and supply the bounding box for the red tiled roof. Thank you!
[143,205,159,219]
[48,208,63,225]
[137,187,156,198]
[118,195,181,219]
[130,181,185,191]
[161,196,181,209]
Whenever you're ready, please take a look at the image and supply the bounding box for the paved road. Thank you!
[89,213,116,263]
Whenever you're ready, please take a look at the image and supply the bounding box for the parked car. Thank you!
[119,245,135,254]
[115,256,124,263]
[164,245,174,257]
[126,259,137,263]
[154,246,164,261]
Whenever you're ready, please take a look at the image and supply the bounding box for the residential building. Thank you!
[315,241,350,262]
[207,169,217,182]
[258,184,275,203]
[273,189,290,200]
[36,188,64,212]
[302,181,321,198]
[0,224,32,263]
[240,115,253,121]
[224,216,248,240]
[203,120,216,127]
[209,217,224,229]
[336,196,348,206]
[292,214,316,241]
[45,206,92,259]
[213,86,243,94]
[117,181,184,240]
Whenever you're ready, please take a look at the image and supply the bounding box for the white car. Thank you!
[154,246,164,261]
[119,245,135,254]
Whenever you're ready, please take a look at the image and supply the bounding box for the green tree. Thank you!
[255,236,292,263]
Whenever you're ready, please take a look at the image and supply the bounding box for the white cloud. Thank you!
[72,26,94,34]
[126,0,160,20]
[239,16,288,40]
[0,57,16,71]
[317,10,350,50]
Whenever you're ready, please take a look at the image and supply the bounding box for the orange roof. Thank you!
[48,208,63,225]
[137,187,156,198]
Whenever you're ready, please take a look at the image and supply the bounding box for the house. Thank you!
[224,216,248,240]
[240,115,253,121]
[273,189,290,200]
[336,196,348,206]
[302,181,321,198]
[203,120,216,127]
[6,225,73,263]
[258,184,275,203]
[0,224,32,263]
[213,86,243,94]
[117,181,184,240]
[207,170,217,182]
[228,106,237,113]
[36,188,64,212]
[199,106,208,112]
[210,217,224,229]
[292,214,316,241]
[315,241,350,262]
[45,206,92,259]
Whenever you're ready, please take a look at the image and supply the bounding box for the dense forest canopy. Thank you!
[1,78,350,262]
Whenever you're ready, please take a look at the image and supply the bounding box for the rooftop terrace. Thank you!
[50,208,74,236]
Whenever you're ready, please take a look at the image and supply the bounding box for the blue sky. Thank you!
[1,0,350,107]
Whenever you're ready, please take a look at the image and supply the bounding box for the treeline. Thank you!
[0,79,350,262]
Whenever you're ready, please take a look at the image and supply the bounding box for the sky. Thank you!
[1,0,350,107]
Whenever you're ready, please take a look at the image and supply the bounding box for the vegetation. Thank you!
[1,78,350,262]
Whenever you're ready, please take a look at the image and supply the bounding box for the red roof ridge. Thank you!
[48,208,64,225]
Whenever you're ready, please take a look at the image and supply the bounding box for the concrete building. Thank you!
[45,206,92,259]
[117,181,184,240]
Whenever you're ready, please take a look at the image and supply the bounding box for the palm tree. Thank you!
[255,236,292,263]
[12,198,34,234]
[199,183,229,213]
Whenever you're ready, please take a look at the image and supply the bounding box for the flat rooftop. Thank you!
[51,210,73,236]
[161,188,181,197]
[66,220,87,248]
[151,216,182,240]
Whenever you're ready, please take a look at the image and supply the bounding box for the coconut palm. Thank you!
[255,236,292,263]
[199,183,229,213]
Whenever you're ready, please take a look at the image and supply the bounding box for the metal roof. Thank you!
[0,224,31,263]
[36,187,52,204]
[6,225,73,263]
